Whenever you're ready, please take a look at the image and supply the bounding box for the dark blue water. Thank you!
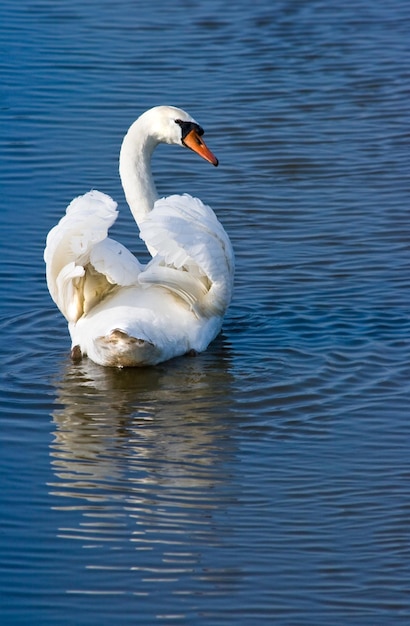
[1,1,410,624]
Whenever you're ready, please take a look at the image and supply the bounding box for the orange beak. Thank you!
[182,129,219,167]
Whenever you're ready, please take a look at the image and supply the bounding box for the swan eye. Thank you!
[175,119,205,141]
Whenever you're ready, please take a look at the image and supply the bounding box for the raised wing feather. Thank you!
[139,194,234,316]
[44,190,141,323]
[90,238,142,286]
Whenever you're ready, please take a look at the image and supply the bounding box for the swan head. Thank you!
[139,105,219,167]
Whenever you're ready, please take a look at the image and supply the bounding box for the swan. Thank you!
[44,105,234,367]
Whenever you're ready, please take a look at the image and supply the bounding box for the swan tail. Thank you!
[93,329,160,367]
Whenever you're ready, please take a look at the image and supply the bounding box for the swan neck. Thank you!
[119,122,159,224]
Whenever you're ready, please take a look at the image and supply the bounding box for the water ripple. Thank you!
[2,0,410,623]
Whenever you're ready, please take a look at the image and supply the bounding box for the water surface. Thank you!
[1,1,410,624]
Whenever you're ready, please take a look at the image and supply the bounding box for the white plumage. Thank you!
[44,106,234,367]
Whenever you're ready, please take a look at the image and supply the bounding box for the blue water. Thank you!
[1,1,410,624]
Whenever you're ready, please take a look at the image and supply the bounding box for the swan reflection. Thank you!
[49,339,237,573]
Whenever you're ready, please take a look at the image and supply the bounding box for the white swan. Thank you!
[44,106,234,367]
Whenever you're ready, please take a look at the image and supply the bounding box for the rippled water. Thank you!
[1,0,410,624]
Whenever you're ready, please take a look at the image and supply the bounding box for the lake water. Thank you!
[1,0,410,624]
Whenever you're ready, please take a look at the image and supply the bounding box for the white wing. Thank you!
[44,190,142,323]
[138,194,234,317]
